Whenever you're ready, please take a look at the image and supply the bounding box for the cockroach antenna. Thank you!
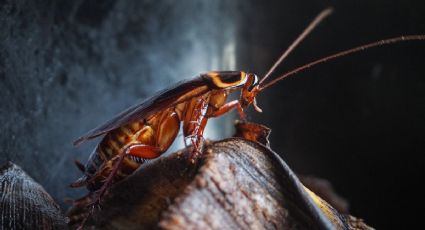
[257,8,425,92]
[259,8,334,86]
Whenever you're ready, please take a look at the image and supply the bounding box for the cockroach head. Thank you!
[240,73,262,112]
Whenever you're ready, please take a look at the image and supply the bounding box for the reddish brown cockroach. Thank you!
[70,8,424,228]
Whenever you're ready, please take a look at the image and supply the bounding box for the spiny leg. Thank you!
[189,135,203,158]
[184,100,247,161]
[184,132,202,159]
[188,135,204,160]
[76,156,125,230]
[182,96,210,160]
[185,100,246,159]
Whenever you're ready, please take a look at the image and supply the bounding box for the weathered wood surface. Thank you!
[0,162,67,230]
[69,137,372,230]
[159,139,296,230]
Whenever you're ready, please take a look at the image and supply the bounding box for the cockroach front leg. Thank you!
[208,100,246,120]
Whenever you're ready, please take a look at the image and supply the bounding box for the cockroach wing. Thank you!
[74,76,209,146]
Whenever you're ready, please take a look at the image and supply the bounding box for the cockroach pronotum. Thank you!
[69,8,424,228]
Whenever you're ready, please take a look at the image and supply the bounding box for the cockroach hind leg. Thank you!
[84,153,127,212]
[72,156,126,229]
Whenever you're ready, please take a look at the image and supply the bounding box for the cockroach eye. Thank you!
[248,74,259,91]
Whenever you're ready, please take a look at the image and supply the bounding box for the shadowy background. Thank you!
[1,1,424,229]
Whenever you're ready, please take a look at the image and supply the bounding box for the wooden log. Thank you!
[70,136,372,230]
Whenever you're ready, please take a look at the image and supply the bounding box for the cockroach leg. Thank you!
[182,96,209,160]
[86,155,126,209]
[209,100,246,120]
[92,144,161,201]
[77,144,162,229]
[190,135,204,159]
[184,132,204,159]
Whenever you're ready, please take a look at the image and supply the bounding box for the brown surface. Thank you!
[82,138,299,229]
[159,140,300,230]
[69,138,373,230]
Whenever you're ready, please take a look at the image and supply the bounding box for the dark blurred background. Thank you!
[1,1,424,229]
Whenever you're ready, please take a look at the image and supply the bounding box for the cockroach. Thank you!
[70,8,424,228]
